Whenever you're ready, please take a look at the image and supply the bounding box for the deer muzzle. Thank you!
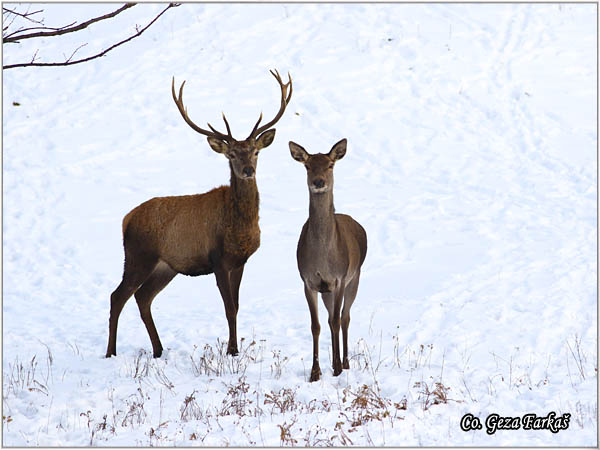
[313,178,325,189]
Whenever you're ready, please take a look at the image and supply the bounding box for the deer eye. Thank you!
[228,153,237,160]
[254,151,259,156]
[328,163,334,169]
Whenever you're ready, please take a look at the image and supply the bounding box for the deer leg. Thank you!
[229,264,245,313]
[214,268,238,356]
[324,288,344,376]
[106,255,158,358]
[134,262,177,358]
[304,284,321,382]
[341,273,360,370]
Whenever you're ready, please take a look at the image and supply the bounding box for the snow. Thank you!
[2,2,597,446]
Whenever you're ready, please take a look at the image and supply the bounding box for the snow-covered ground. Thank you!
[2,3,597,446]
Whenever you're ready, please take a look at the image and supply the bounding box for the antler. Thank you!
[248,69,293,139]
[171,77,234,142]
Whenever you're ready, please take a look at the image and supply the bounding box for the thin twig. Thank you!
[30,49,39,64]
[2,6,44,24]
[2,7,38,35]
[64,43,88,63]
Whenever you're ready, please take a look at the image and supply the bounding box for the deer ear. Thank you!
[328,138,347,161]
[207,137,229,154]
[289,141,309,163]
[256,129,276,150]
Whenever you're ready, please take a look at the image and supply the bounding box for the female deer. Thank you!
[290,139,367,381]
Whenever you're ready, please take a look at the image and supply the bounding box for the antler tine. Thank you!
[286,71,293,103]
[270,68,281,83]
[207,122,221,134]
[171,76,233,141]
[221,112,233,138]
[268,69,293,99]
[248,112,263,139]
[249,69,293,138]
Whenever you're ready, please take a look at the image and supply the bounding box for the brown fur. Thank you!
[290,139,368,382]
[121,167,260,274]
[121,180,259,275]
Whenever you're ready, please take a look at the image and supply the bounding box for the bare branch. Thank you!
[3,3,136,44]
[4,22,78,41]
[3,3,179,70]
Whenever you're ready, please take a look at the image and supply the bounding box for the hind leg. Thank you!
[324,288,344,376]
[341,273,360,370]
[134,261,177,358]
[106,252,158,358]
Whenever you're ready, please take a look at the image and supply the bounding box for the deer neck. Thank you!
[308,189,336,239]
[229,163,259,223]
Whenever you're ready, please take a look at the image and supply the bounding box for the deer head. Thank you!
[289,139,347,194]
[172,69,293,179]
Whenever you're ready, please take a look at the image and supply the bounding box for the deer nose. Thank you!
[313,178,325,189]
[242,167,255,178]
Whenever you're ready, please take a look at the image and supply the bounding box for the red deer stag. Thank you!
[290,139,367,381]
[106,69,292,358]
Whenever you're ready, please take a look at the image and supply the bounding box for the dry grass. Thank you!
[8,333,594,446]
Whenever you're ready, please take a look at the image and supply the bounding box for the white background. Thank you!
[2,3,597,446]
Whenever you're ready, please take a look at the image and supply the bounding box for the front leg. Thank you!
[215,268,238,356]
[229,264,245,313]
[304,284,321,382]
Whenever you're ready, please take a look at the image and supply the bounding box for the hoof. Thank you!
[227,347,239,356]
[153,349,163,358]
[333,360,343,376]
[343,358,350,370]
[309,367,322,382]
